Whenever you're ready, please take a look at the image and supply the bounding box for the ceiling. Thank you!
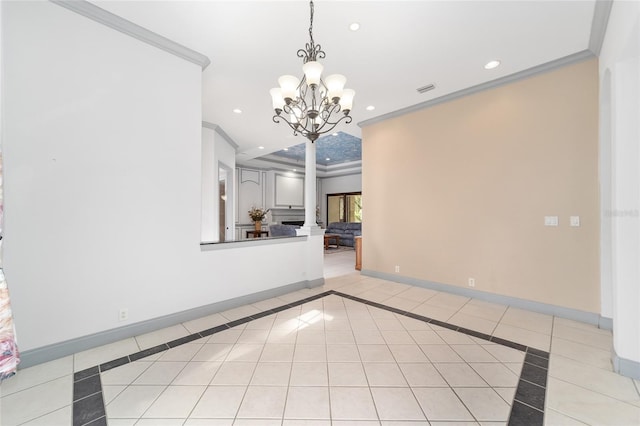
[269,132,361,166]
[93,0,597,168]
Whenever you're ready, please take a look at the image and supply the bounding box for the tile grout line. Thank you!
[190,322,240,421]
[324,296,334,423]
[280,297,304,423]
[398,299,498,423]
[332,291,549,424]
[551,333,615,353]
[549,375,640,410]
[0,372,72,400]
[230,324,268,423]
[132,336,209,423]
[102,362,148,422]
[71,289,549,426]
[72,368,106,426]
[553,318,614,336]
[492,301,511,336]
[346,297,383,422]
[424,308,524,423]
[182,320,240,422]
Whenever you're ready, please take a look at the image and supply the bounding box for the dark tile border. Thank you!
[72,370,105,425]
[72,289,548,426]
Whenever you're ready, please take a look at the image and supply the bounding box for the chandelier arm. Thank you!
[298,81,309,106]
[273,114,303,135]
[313,112,352,135]
[271,0,353,142]
[283,98,310,121]
[319,101,341,119]
[297,45,323,63]
[324,116,353,133]
[319,97,335,117]
[306,115,352,140]
[275,104,352,138]
[273,112,352,142]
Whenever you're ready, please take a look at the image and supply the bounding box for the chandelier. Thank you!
[270,0,355,142]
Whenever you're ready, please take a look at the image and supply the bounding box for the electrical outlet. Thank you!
[394,265,400,273]
[468,278,475,287]
[119,308,128,321]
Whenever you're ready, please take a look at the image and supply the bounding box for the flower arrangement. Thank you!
[248,206,269,222]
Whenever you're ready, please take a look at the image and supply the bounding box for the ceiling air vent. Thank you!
[416,84,436,94]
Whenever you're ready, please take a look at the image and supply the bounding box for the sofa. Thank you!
[325,222,362,247]
[269,224,299,237]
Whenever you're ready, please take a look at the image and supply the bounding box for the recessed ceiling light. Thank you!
[484,60,501,70]
[258,146,264,150]
[233,108,242,114]
[366,105,375,111]
[349,22,360,31]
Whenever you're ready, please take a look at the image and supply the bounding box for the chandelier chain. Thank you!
[308,0,314,50]
[297,1,325,63]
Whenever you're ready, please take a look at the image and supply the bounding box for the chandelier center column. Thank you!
[303,139,318,229]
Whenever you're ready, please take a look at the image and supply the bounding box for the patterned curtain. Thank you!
[0,152,19,381]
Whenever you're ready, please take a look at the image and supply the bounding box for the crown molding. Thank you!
[589,0,614,56]
[51,0,210,70]
[202,122,239,151]
[359,50,595,129]
[253,153,361,172]
[317,170,362,180]
[235,158,362,179]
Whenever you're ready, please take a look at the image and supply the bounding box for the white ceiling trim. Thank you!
[237,156,362,178]
[202,121,240,151]
[588,0,614,55]
[82,1,597,155]
[50,0,211,69]
[359,50,595,129]
[247,154,361,172]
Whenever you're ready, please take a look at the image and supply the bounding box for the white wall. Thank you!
[215,130,237,241]
[237,168,268,224]
[599,0,640,370]
[2,1,317,354]
[319,173,362,224]
[201,127,216,242]
[201,126,236,242]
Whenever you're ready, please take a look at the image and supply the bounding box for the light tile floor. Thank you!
[89,290,534,426]
[1,250,639,425]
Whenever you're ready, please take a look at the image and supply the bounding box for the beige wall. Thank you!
[362,58,600,313]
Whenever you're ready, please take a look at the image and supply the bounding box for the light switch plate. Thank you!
[544,216,559,226]
[570,216,580,227]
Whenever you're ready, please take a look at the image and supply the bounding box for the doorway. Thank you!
[218,162,234,242]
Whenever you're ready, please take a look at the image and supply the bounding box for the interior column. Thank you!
[303,138,319,229]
